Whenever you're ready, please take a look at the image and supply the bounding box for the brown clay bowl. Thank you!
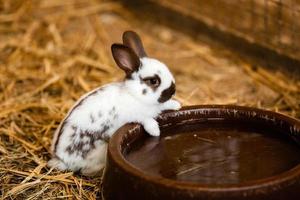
[102,105,300,200]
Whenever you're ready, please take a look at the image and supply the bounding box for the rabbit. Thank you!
[47,31,181,176]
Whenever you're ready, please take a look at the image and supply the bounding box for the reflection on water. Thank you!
[174,133,240,184]
[126,126,300,185]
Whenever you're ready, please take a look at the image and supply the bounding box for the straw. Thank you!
[0,0,299,199]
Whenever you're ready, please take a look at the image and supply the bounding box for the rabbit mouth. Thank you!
[158,82,175,103]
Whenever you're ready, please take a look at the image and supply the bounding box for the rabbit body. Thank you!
[48,31,181,175]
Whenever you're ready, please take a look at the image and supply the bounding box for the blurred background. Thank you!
[0,0,299,199]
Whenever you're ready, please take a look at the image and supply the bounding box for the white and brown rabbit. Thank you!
[48,31,181,175]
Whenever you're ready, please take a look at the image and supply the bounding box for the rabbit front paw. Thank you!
[142,118,160,137]
[162,99,181,110]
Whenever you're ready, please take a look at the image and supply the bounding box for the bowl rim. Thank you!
[108,105,300,193]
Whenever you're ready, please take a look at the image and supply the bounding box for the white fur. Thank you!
[48,57,181,175]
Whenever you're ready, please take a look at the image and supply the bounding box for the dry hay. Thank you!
[0,0,299,199]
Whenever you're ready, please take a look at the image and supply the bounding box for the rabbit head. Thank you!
[111,31,176,105]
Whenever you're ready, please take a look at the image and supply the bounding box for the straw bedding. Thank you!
[0,0,299,199]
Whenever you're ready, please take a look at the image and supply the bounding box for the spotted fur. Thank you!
[48,31,181,176]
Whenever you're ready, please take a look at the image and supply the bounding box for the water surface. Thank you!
[126,124,300,185]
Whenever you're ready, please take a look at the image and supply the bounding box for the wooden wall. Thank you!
[151,0,300,61]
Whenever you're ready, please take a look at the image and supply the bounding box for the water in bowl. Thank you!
[125,123,300,185]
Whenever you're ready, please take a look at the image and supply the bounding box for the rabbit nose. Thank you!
[158,82,176,103]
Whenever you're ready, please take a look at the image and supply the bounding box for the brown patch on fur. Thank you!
[90,114,95,123]
[102,135,110,142]
[53,87,105,153]
[71,125,78,131]
[66,124,110,158]
[109,107,116,115]
[158,82,175,103]
[66,141,85,155]
[142,88,147,95]
[113,113,118,119]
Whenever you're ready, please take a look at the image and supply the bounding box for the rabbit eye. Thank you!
[143,75,161,89]
[145,78,159,87]
[150,78,158,85]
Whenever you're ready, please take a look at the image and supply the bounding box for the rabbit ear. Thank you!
[122,31,147,58]
[111,43,140,76]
